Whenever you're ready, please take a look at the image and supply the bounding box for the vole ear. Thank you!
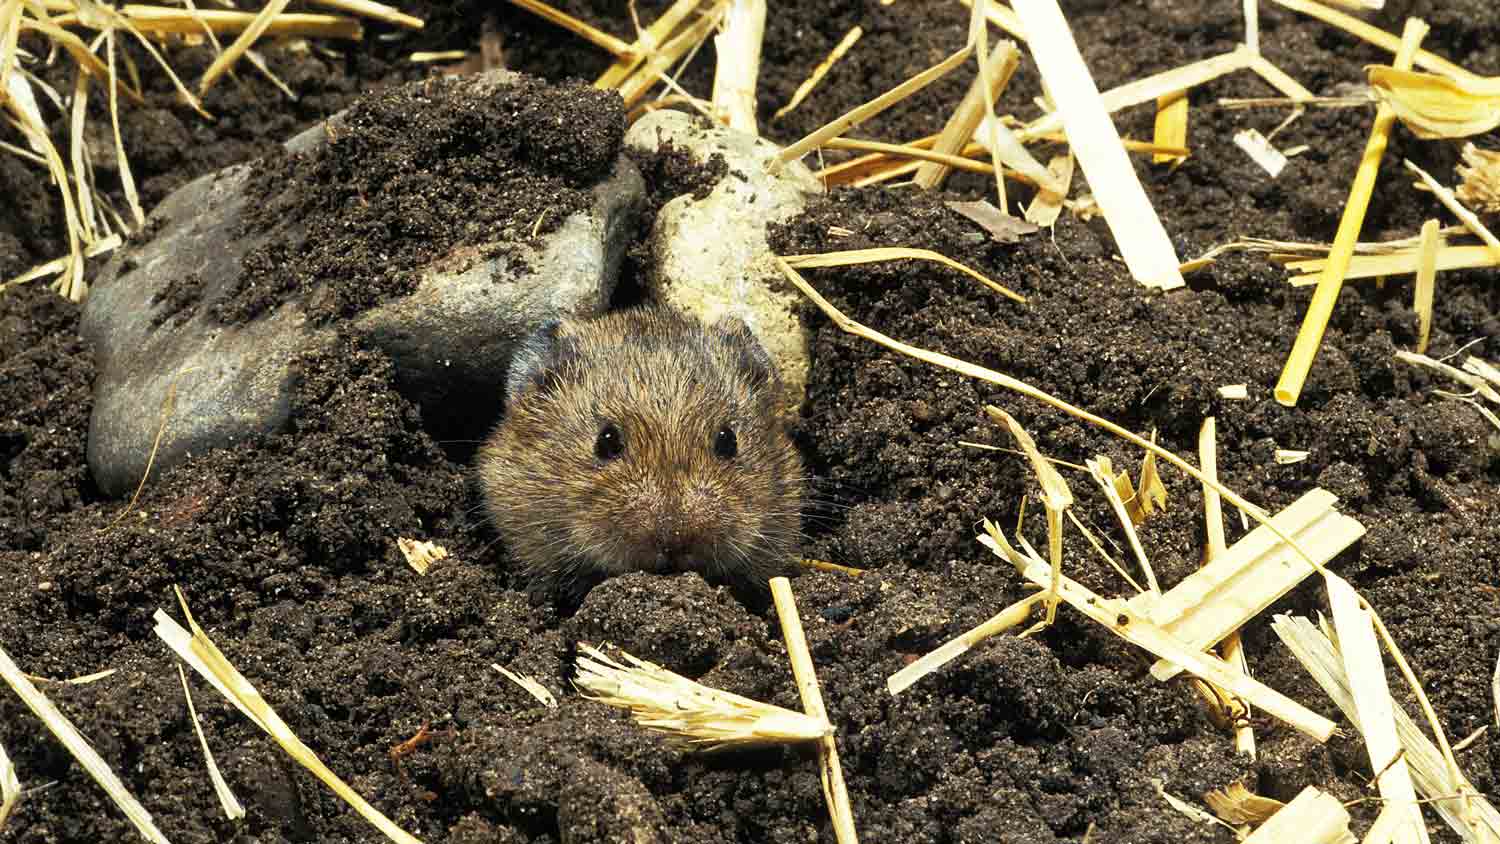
[506,320,576,407]
[712,315,779,390]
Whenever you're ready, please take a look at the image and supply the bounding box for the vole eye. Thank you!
[713,425,738,460]
[595,423,625,461]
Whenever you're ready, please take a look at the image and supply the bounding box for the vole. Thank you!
[478,306,803,602]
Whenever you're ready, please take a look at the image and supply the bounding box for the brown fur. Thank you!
[477,306,803,601]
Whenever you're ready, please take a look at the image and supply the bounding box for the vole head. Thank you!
[479,306,803,601]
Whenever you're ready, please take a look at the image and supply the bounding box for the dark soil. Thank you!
[3,2,1500,843]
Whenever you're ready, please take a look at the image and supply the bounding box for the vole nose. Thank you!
[654,525,704,569]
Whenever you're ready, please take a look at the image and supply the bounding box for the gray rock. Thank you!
[82,73,643,497]
[625,110,822,415]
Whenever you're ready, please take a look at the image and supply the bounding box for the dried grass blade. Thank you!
[17,16,139,103]
[507,0,631,58]
[821,136,996,176]
[595,0,698,89]
[1275,17,1427,407]
[1404,160,1500,256]
[1008,0,1184,290]
[153,592,422,844]
[1085,456,1159,594]
[305,0,423,29]
[104,6,362,38]
[1246,53,1315,102]
[198,0,290,95]
[771,25,861,123]
[493,664,556,708]
[0,233,120,293]
[988,406,1072,626]
[781,247,1025,303]
[104,30,145,228]
[6,71,88,299]
[1396,350,1500,403]
[958,0,1026,42]
[0,642,171,843]
[616,3,722,107]
[176,663,245,820]
[1286,244,1499,285]
[66,67,98,241]
[777,44,971,166]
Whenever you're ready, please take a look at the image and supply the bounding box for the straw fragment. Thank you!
[1243,786,1355,844]
[1085,456,1158,594]
[1455,144,1500,213]
[1275,17,1428,407]
[1144,488,1364,682]
[710,0,765,132]
[506,0,632,57]
[1152,90,1188,165]
[396,537,447,575]
[771,25,861,123]
[1369,66,1500,139]
[770,578,858,844]
[0,641,171,843]
[781,248,1025,303]
[1024,152,1073,227]
[177,663,245,820]
[1413,219,1439,354]
[1326,575,1428,844]
[72,7,363,39]
[307,0,423,29]
[914,39,1018,190]
[1218,384,1248,399]
[885,592,1043,695]
[494,664,557,708]
[154,591,421,844]
[777,44,971,166]
[0,741,18,833]
[595,0,699,89]
[1404,160,1500,257]
[1286,244,1499,285]
[1008,0,1184,290]
[989,407,1073,628]
[986,529,1336,741]
[1199,417,1255,757]
[1205,782,1283,825]
[1395,351,1500,404]
[1233,127,1287,177]
[1273,615,1500,841]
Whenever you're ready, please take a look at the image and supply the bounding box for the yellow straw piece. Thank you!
[1274,17,1428,406]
